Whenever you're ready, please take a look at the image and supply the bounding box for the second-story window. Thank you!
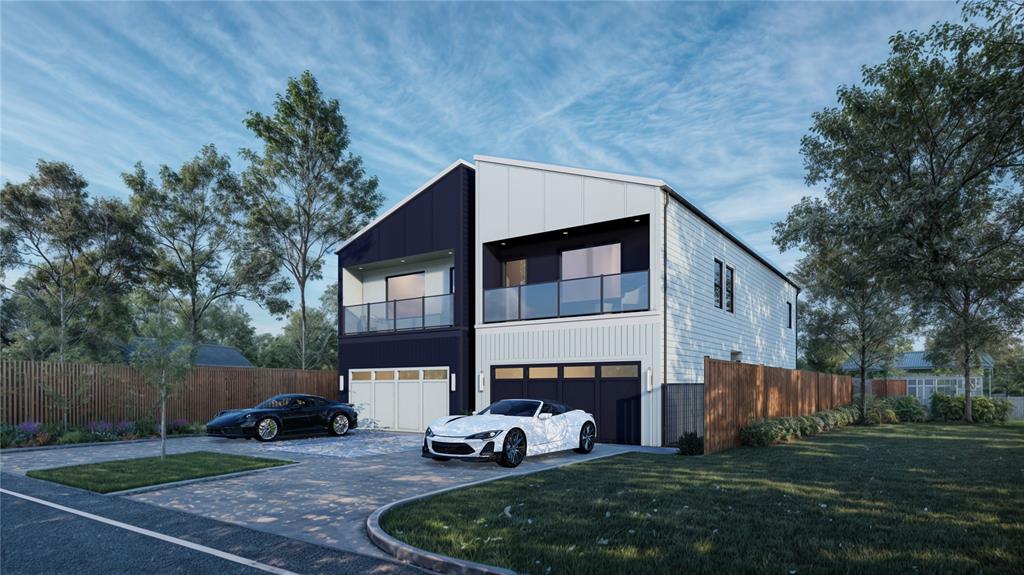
[787,301,793,328]
[561,243,621,280]
[387,272,425,301]
[504,258,527,287]
[714,259,723,308]
[725,266,735,313]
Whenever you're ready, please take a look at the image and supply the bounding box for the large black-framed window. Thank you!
[560,243,621,280]
[725,266,735,313]
[386,271,425,301]
[714,259,723,309]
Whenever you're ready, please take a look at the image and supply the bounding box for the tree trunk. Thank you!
[58,283,66,364]
[859,348,867,424]
[160,372,167,458]
[299,283,307,371]
[963,357,973,424]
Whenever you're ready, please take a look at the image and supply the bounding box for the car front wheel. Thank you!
[575,421,596,454]
[497,428,526,468]
[255,418,279,442]
[330,413,351,436]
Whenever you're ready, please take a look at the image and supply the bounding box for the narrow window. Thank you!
[449,267,455,293]
[730,350,743,363]
[503,258,527,287]
[787,301,793,328]
[714,259,723,308]
[725,266,735,313]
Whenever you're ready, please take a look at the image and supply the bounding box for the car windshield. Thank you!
[479,400,541,417]
[256,396,291,409]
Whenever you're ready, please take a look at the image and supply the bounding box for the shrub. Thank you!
[740,404,863,447]
[677,432,704,455]
[135,417,158,436]
[930,393,1012,423]
[881,396,927,422]
[56,430,92,445]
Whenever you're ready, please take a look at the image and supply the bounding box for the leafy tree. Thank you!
[798,2,1024,421]
[1,161,145,362]
[130,291,191,458]
[251,288,337,370]
[776,224,914,419]
[192,300,258,360]
[239,71,381,369]
[124,145,288,349]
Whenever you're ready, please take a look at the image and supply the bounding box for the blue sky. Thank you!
[1,1,962,334]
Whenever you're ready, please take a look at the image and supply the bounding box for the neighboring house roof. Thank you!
[337,159,475,253]
[474,155,799,291]
[123,338,254,368]
[841,350,995,373]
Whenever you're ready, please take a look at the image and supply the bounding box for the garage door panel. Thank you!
[396,380,421,431]
[562,379,597,421]
[600,380,641,445]
[526,380,558,403]
[492,379,524,403]
[373,380,397,430]
[421,380,449,425]
[350,381,374,420]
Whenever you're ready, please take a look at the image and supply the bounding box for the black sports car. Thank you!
[206,394,358,442]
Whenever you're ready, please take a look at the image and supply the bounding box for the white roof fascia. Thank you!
[473,155,667,188]
[337,159,475,252]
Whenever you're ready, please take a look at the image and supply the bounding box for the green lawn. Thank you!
[26,451,292,493]
[382,424,1024,574]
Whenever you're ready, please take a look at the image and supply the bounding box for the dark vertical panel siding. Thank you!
[336,164,476,415]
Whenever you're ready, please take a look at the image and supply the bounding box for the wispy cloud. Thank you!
[1,1,962,333]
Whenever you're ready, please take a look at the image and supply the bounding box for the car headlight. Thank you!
[425,427,434,438]
[465,430,503,440]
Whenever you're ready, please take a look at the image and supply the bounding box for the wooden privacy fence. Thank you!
[0,361,337,427]
[704,357,853,454]
[870,379,907,398]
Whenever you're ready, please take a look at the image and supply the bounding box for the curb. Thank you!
[366,449,629,575]
[106,461,301,496]
[1,435,206,454]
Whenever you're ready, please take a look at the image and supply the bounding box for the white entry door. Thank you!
[349,367,449,432]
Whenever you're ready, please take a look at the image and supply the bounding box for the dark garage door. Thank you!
[490,362,641,445]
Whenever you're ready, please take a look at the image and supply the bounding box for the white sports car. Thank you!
[422,399,597,468]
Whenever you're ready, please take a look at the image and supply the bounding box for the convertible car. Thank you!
[422,399,596,468]
[206,394,357,442]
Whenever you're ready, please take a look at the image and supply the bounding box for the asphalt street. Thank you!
[0,473,426,575]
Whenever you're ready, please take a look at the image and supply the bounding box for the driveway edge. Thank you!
[106,461,301,496]
[366,450,628,575]
[0,435,205,454]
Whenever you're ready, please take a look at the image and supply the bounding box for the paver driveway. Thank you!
[1,431,668,558]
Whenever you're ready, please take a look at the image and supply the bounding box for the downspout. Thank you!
[662,190,669,446]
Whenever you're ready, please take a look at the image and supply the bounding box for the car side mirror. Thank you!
[538,412,552,420]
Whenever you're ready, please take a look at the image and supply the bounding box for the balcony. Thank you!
[343,293,454,335]
[483,270,649,323]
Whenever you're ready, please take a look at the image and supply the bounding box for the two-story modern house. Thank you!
[338,156,798,446]
[337,160,475,432]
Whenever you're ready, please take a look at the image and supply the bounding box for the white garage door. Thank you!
[349,367,450,432]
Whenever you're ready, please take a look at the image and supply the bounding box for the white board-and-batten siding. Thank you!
[664,197,797,383]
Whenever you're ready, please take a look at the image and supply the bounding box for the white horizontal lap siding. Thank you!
[476,316,662,446]
[665,199,797,384]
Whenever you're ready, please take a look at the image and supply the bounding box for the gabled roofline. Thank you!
[474,155,666,188]
[474,155,798,291]
[337,159,475,253]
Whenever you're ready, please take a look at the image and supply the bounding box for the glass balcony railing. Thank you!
[343,293,454,335]
[483,270,649,323]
